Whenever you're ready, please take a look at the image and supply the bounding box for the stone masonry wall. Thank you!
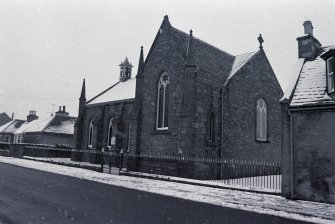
[292,110,335,204]
[23,133,75,146]
[138,26,191,156]
[82,101,134,151]
[223,51,283,162]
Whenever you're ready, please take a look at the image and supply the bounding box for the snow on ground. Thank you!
[1,156,334,224]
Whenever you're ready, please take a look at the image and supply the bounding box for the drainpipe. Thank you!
[288,109,294,199]
[220,87,224,179]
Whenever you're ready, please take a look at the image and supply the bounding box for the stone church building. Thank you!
[75,16,283,166]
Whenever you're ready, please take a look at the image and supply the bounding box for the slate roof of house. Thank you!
[14,115,77,135]
[0,119,25,134]
[0,113,12,127]
[87,78,136,105]
[288,45,335,107]
[14,119,43,134]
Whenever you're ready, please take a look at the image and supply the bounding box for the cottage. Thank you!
[0,119,25,143]
[281,21,335,204]
[14,107,77,147]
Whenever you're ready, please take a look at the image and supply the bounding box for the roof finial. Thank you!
[186,30,195,66]
[258,34,264,49]
[136,45,145,78]
[80,78,86,101]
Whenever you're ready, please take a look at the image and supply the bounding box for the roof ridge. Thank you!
[86,81,121,104]
[227,50,260,81]
[171,27,234,57]
[321,44,335,48]
[234,51,257,57]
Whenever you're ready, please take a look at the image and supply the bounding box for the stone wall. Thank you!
[223,51,282,162]
[138,24,191,157]
[283,109,335,204]
[23,133,75,146]
[82,101,134,151]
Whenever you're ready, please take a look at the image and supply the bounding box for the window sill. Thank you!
[152,129,170,135]
[256,139,270,143]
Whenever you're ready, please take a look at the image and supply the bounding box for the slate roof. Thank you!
[14,119,43,134]
[289,45,335,107]
[227,51,258,81]
[172,27,235,85]
[0,113,12,127]
[87,78,136,105]
[86,19,261,105]
[14,115,77,135]
[0,119,25,134]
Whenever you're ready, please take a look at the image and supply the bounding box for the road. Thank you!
[0,163,312,224]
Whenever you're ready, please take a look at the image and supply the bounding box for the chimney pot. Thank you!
[63,106,66,112]
[303,20,313,36]
[59,106,61,112]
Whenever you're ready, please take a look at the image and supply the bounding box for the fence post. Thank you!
[109,151,112,174]
[100,148,104,173]
[119,148,124,171]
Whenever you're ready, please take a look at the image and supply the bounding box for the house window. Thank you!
[88,120,94,148]
[209,112,215,142]
[17,135,21,143]
[156,72,170,130]
[5,135,10,143]
[327,57,334,93]
[256,99,267,141]
[107,118,113,148]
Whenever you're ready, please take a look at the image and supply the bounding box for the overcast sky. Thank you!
[0,0,334,120]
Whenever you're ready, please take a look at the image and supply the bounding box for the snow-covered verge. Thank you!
[22,156,281,193]
[1,157,334,224]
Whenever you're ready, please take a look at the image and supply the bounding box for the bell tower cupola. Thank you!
[119,57,133,82]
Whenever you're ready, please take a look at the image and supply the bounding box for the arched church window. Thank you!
[156,72,170,130]
[88,120,94,148]
[256,99,267,141]
[107,118,113,148]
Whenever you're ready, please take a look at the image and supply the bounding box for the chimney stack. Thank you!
[55,105,69,117]
[296,21,321,59]
[303,21,313,36]
[27,110,38,122]
[11,113,14,120]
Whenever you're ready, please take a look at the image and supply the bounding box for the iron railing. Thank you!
[20,146,281,192]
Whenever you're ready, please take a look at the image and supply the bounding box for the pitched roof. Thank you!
[0,119,25,134]
[43,116,77,134]
[227,51,258,81]
[290,45,335,107]
[87,78,136,105]
[15,115,77,135]
[281,58,305,102]
[14,119,41,134]
[0,113,12,126]
[172,27,235,85]
[86,18,261,105]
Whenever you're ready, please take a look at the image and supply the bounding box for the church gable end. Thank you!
[223,50,283,161]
